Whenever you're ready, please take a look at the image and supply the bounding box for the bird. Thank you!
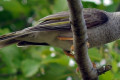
[0,8,119,54]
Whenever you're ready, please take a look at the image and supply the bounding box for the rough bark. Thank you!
[67,0,98,80]
[67,0,112,80]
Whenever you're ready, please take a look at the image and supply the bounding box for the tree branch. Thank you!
[97,65,112,75]
[67,0,98,80]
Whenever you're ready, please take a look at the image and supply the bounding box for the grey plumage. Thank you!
[0,8,119,51]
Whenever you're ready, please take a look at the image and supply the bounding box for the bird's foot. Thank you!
[58,37,74,58]
[64,50,74,58]
[63,42,89,58]
[59,37,90,58]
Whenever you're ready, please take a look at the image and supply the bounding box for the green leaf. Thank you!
[53,0,68,12]
[105,3,119,12]
[88,48,102,61]
[0,45,21,74]
[21,59,40,77]
[40,56,70,66]
[0,28,10,35]
[106,42,115,50]
[111,60,118,73]
[99,71,113,80]
[0,0,26,17]
[39,63,75,80]
[83,2,98,8]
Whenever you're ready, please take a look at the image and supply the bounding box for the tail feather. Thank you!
[0,39,20,48]
[0,32,30,48]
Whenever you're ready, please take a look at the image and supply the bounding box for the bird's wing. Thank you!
[84,8,108,28]
[29,8,108,31]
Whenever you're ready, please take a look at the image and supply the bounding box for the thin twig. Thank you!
[97,65,112,75]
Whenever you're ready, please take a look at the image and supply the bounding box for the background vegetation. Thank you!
[0,0,120,80]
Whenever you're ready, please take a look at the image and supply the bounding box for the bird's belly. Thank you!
[18,28,111,50]
[18,31,73,50]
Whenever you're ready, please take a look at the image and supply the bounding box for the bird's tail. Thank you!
[0,31,30,48]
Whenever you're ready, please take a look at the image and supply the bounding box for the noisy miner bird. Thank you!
[0,8,119,54]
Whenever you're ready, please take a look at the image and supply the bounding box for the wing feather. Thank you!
[29,8,108,31]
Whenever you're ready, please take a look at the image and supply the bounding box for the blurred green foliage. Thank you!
[0,0,120,80]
